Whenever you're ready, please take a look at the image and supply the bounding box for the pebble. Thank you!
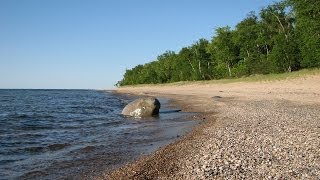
[175,100,320,179]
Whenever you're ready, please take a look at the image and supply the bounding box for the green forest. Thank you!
[117,0,319,86]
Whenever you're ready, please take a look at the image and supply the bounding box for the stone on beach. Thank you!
[121,97,161,117]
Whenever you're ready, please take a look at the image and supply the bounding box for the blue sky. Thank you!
[0,0,278,89]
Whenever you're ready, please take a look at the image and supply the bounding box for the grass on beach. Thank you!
[120,68,320,88]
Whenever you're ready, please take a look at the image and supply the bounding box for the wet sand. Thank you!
[99,74,320,179]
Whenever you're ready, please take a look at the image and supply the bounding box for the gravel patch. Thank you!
[176,100,320,179]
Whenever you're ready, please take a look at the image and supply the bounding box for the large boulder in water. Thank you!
[121,97,161,117]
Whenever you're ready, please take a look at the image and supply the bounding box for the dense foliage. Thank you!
[117,0,319,86]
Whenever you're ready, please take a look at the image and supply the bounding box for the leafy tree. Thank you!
[289,0,320,68]
[156,51,177,83]
[233,12,260,75]
[178,47,196,81]
[191,39,212,80]
[259,2,300,73]
[210,26,239,77]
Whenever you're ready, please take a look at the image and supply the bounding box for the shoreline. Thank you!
[98,93,214,179]
[99,75,320,179]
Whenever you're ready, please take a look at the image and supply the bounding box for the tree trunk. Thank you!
[265,43,269,61]
[285,53,291,72]
[198,60,205,80]
[207,62,212,80]
[227,63,231,77]
[272,13,288,40]
[187,58,196,73]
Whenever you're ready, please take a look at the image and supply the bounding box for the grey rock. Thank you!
[121,97,161,117]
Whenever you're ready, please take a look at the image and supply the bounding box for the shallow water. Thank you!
[0,89,196,179]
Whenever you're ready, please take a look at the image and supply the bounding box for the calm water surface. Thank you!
[0,89,196,179]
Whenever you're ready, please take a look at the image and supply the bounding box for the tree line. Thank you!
[117,0,319,86]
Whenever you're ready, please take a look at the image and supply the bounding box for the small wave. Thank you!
[22,143,71,153]
[71,105,106,110]
[21,170,48,179]
[47,143,71,151]
[16,133,45,138]
[0,159,17,164]
[3,112,31,119]
[77,145,96,153]
[0,113,8,118]
[91,120,122,127]
[23,146,45,153]
[16,114,29,118]
[0,99,10,102]
[160,109,182,114]
[7,113,55,119]
[17,124,54,131]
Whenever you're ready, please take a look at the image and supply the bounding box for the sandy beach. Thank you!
[99,74,320,179]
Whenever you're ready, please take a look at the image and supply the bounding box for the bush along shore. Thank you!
[117,0,319,87]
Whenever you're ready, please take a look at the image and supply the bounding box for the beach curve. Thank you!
[98,74,320,179]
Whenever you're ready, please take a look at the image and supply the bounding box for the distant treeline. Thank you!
[117,0,319,86]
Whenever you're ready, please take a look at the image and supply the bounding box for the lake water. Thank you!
[0,89,196,179]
